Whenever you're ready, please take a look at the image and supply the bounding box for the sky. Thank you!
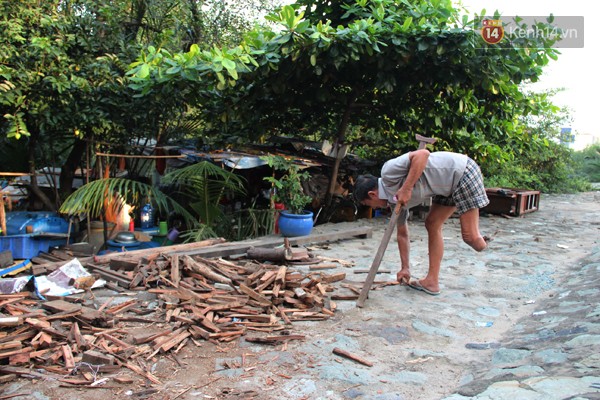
[457,0,598,142]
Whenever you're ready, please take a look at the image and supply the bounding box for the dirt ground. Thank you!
[2,191,600,400]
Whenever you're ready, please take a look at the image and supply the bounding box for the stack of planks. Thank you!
[0,247,348,385]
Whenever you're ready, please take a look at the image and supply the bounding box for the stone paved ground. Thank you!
[2,192,599,400]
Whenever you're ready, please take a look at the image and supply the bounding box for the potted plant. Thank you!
[261,155,314,237]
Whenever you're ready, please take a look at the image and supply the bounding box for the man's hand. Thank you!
[394,187,412,208]
[397,268,410,285]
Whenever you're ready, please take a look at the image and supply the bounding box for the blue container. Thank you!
[0,234,68,259]
[6,211,70,236]
[277,210,314,237]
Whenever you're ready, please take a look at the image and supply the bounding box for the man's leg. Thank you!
[459,208,488,251]
[417,203,456,293]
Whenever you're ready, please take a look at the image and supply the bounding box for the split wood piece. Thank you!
[9,352,30,365]
[332,347,373,367]
[204,298,249,312]
[0,316,21,327]
[80,349,115,365]
[100,333,134,353]
[31,331,53,349]
[289,313,328,321]
[0,341,22,351]
[272,266,287,297]
[238,283,271,307]
[341,284,362,295]
[316,256,355,267]
[353,269,391,274]
[131,329,173,345]
[189,325,211,340]
[183,255,231,284]
[255,270,277,292]
[226,314,275,323]
[170,254,180,287]
[68,322,87,351]
[320,272,346,283]
[122,361,161,385]
[0,331,37,345]
[85,264,131,288]
[0,346,33,360]
[41,300,109,327]
[158,330,191,352]
[330,294,359,301]
[104,299,137,315]
[208,330,245,341]
[0,373,16,384]
[108,259,139,271]
[245,334,305,345]
[61,345,75,370]
[0,365,63,380]
[192,256,246,282]
[309,264,339,270]
[289,247,310,261]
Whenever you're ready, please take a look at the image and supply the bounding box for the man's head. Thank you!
[353,174,388,209]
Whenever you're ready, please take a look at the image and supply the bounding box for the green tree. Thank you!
[0,0,282,210]
[128,0,564,202]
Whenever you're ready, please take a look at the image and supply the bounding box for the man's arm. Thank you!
[395,149,430,206]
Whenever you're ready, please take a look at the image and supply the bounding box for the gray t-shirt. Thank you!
[378,151,468,220]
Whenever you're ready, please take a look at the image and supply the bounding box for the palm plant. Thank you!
[161,160,247,241]
[59,177,197,229]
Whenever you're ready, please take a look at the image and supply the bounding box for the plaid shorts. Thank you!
[432,158,489,215]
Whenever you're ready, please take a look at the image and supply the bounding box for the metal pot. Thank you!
[114,231,137,243]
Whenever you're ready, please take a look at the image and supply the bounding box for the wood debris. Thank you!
[0,241,357,385]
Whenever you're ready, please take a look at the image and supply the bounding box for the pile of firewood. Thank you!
[0,247,351,385]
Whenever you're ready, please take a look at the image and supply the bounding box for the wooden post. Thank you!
[0,196,6,236]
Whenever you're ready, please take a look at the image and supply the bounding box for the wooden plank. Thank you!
[172,226,373,259]
[31,238,227,274]
[41,300,108,326]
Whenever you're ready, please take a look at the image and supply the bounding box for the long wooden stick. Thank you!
[356,204,401,308]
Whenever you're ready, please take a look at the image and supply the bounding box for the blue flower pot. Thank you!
[278,210,314,237]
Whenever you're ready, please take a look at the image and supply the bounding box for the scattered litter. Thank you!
[34,258,105,297]
[476,321,494,327]
[556,244,569,249]
[524,300,536,304]
[532,311,547,316]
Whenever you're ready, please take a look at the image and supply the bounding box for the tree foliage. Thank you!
[0,0,282,208]
[128,0,576,195]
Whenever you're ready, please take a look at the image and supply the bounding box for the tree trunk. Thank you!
[58,139,87,203]
[26,128,56,211]
[325,100,354,207]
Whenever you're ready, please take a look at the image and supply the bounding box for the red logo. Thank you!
[481,19,504,45]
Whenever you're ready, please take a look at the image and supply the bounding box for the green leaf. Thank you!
[137,64,150,79]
